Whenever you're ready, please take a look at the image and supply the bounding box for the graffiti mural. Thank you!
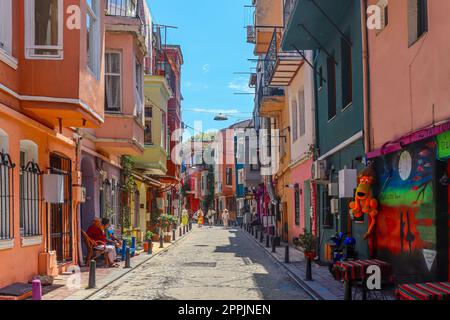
[374,139,438,279]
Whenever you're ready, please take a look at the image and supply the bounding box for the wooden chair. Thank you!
[81,230,109,266]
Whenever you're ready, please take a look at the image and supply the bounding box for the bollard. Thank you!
[121,241,127,261]
[271,237,276,253]
[147,240,152,255]
[172,229,176,241]
[124,247,131,268]
[285,246,290,263]
[159,235,164,248]
[32,279,42,300]
[255,229,258,239]
[183,225,186,235]
[260,231,263,243]
[266,234,270,248]
[179,227,182,237]
[251,227,254,236]
[87,260,96,288]
[305,257,313,281]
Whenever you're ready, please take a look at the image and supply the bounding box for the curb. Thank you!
[72,227,194,300]
[240,228,323,301]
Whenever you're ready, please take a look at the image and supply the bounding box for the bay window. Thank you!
[0,0,15,67]
[105,51,122,112]
[25,0,63,59]
[87,0,100,77]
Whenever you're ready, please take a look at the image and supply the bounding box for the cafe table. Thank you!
[333,259,392,300]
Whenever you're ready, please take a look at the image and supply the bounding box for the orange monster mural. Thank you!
[349,168,379,240]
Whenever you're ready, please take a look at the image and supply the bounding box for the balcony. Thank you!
[133,145,168,176]
[250,0,284,55]
[256,75,285,118]
[105,0,147,45]
[95,114,145,156]
[265,31,303,87]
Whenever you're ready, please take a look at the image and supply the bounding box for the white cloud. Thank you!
[228,77,253,93]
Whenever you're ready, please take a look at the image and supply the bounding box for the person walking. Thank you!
[207,208,215,227]
[197,208,204,227]
[222,209,230,229]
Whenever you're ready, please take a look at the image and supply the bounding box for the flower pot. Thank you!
[143,242,149,252]
[151,234,160,242]
[304,251,316,260]
[163,235,171,243]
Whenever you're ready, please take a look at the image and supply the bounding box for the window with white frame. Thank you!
[144,107,153,144]
[19,140,41,238]
[25,0,63,59]
[0,0,13,56]
[298,89,306,137]
[291,99,298,142]
[135,59,144,119]
[161,111,167,150]
[86,0,100,76]
[105,51,122,112]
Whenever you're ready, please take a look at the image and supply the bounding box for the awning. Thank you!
[281,0,353,51]
[266,177,278,205]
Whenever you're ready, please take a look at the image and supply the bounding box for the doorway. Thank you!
[49,153,73,263]
[436,159,449,281]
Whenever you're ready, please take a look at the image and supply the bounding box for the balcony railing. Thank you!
[106,0,140,18]
[256,77,284,112]
[283,0,297,28]
[264,30,304,87]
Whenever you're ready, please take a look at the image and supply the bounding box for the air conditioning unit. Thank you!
[328,183,339,197]
[311,160,328,182]
[330,198,339,214]
[339,168,358,198]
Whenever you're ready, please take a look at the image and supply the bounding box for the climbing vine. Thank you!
[119,156,136,231]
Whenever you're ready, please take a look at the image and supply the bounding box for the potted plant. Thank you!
[298,228,317,281]
[143,231,154,252]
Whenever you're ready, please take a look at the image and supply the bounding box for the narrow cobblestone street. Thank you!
[88,227,312,300]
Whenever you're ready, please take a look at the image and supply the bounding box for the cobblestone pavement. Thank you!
[88,226,312,300]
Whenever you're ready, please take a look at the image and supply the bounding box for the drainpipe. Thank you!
[74,128,84,267]
[361,0,371,155]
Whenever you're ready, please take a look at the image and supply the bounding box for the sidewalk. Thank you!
[43,226,192,300]
[241,228,345,300]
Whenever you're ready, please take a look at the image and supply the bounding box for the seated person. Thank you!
[86,217,119,267]
[102,218,122,248]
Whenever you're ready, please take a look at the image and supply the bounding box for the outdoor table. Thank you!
[396,282,450,300]
[333,259,392,300]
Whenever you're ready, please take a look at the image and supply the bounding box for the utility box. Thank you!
[330,198,339,214]
[328,183,339,197]
[43,174,64,203]
[339,169,357,198]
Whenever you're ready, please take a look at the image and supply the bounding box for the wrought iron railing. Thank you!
[20,161,43,237]
[283,0,297,28]
[106,0,139,18]
[0,151,15,240]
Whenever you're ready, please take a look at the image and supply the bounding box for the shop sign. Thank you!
[437,130,450,160]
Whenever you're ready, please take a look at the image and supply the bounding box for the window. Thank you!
[298,90,306,136]
[161,112,167,150]
[135,59,143,118]
[341,34,352,109]
[0,131,14,240]
[111,179,120,227]
[105,51,122,112]
[25,0,63,59]
[226,168,233,186]
[144,107,152,144]
[408,0,428,46]
[19,141,41,238]
[322,189,333,228]
[86,0,100,76]
[327,54,337,120]
[294,188,300,226]
[291,100,298,142]
[0,0,13,56]
[238,169,244,184]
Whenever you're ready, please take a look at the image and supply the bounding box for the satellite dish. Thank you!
[214,113,229,121]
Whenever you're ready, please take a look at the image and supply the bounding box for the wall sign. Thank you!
[437,130,450,160]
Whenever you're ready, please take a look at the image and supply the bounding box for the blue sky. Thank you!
[147,0,255,137]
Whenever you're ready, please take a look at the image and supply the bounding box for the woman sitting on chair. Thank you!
[86,218,119,267]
